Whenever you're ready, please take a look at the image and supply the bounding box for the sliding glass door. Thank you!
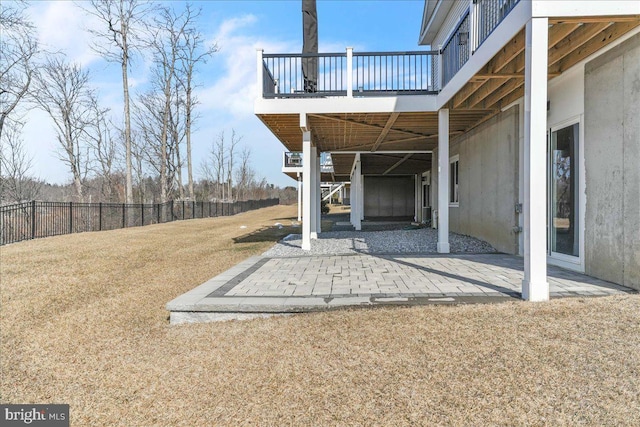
[549,123,580,258]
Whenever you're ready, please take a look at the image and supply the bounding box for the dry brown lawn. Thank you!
[1,204,639,426]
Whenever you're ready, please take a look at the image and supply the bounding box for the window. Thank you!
[449,156,459,206]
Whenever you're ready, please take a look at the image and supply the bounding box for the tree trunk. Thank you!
[186,86,194,199]
[122,22,133,205]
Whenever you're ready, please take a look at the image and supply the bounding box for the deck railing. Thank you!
[283,152,303,168]
[261,50,438,98]
[352,51,437,95]
[474,0,521,48]
[441,10,471,87]
[260,0,521,97]
[262,53,348,97]
[282,152,335,174]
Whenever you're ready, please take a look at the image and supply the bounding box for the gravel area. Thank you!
[262,228,497,257]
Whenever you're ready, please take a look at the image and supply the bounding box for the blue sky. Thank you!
[22,0,427,188]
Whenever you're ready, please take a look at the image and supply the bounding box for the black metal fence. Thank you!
[262,50,438,98]
[0,198,280,245]
[442,9,471,87]
[475,0,521,49]
[353,51,438,95]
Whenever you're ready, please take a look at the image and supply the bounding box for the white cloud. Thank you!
[29,1,102,67]
[197,15,296,118]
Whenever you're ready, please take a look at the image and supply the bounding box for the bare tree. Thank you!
[0,120,41,204]
[86,98,120,201]
[176,3,218,200]
[212,131,226,200]
[226,129,241,201]
[0,0,39,140]
[83,0,152,205]
[144,6,191,202]
[33,58,96,201]
[130,128,148,202]
[235,146,255,202]
[169,80,185,199]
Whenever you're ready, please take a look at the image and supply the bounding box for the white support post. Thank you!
[256,49,263,98]
[469,0,477,53]
[346,47,353,98]
[351,153,362,230]
[297,172,302,222]
[310,146,318,239]
[301,114,312,250]
[359,175,364,221]
[316,150,321,235]
[415,174,420,222]
[437,109,450,253]
[522,17,549,302]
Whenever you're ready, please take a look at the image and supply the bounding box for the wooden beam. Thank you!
[308,113,427,138]
[548,22,582,48]
[383,154,413,175]
[463,78,511,109]
[483,78,524,110]
[497,86,525,110]
[550,15,640,24]
[370,112,399,152]
[484,30,526,74]
[473,73,524,79]
[548,22,611,66]
[551,20,640,74]
[451,81,486,109]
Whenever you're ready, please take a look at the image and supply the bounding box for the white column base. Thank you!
[522,280,550,301]
[437,109,450,253]
[310,232,318,240]
[437,242,450,254]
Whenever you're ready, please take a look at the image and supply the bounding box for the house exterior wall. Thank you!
[584,33,640,290]
[427,0,469,87]
[363,176,415,218]
[432,1,470,48]
[432,106,520,254]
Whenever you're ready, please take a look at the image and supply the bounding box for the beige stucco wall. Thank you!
[584,33,640,290]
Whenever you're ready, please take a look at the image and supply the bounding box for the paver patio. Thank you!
[167,252,634,324]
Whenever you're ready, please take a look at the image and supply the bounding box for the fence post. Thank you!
[193,201,196,219]
[157,203,160,224]
[31,200,36,240]
[99,202,103,231]
[122,203,126,228]
[141,203,144,226]
[69,201,73,234]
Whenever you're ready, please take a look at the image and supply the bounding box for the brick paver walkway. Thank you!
[167,253,634,324]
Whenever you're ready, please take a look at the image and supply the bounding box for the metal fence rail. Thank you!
[0,198,280,245]
[475,0,520,49]
[262,50,437,98]
[442,9,471,87]
[353,51,437,95]
[262,52,347,97]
